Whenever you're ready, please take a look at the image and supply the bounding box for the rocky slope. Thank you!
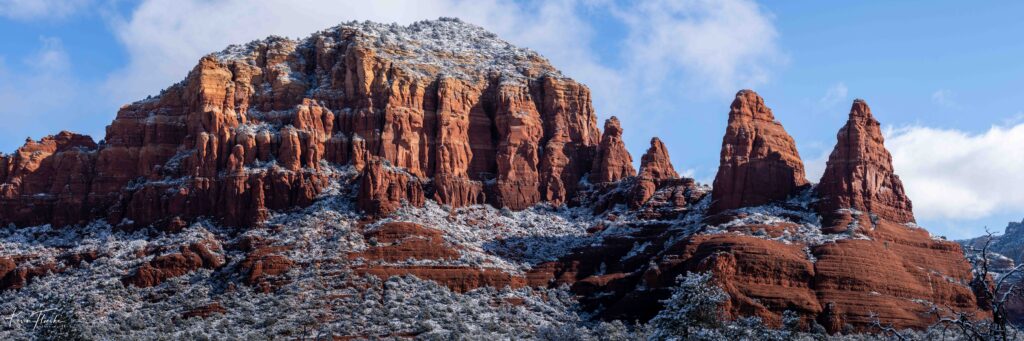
[961,219,1024,324]
[535,95,982,333]
[0,18,986,338]
[962,219,1024,266]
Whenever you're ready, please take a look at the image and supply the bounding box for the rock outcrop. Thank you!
[123,238,225,288]
[815,99,914,229]
[238,243,294,293]
[0,256,60,291]
[351,222,526,293]
[0,131,98,227]
[637,137,677,181]
[0,19,611,228]
[630,137,678,208]
[532,94,983,333]
[590,117,634,184]
[0,18,989,336]
[711,90,808,213]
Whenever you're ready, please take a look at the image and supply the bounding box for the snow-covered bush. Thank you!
[649,271,729,340]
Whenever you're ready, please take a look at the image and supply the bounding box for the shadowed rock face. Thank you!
[815,99,915,229]
[710,90,808,213]
[0,131,98,227]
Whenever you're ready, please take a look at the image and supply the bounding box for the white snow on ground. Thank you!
[0,172,978,339]
[375,201,601,270]
[0,174,603,339]
[214,17,559,84]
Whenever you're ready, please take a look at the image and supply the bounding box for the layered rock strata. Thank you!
[815,99,915,229]
[0,19,988,335]
[590,117,635,184]
[351,222,526,293]
[0,19,606,227]
[710,90,808,213]
[534,97,983,333]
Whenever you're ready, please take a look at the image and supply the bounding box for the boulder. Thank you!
[122,238,225,288]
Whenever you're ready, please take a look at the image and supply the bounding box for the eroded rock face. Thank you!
[631,137,678,208]
[357,159,426,216]
[637,137,677,181]
[0,19,605,227]
[238,244,294,293]
[535,218,982,333]
[0,256,60,291]
[0,18,988,336]
[532,93,983,333]
[711,90,808,213]
[815,99,915,228]
[351,222,526,293]
[811,221,977,330]
[123,238,226,288]
[0,131,97,227]
[353,222,459,262]
[590,117,634,184]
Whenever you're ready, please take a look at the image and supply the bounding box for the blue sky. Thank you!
[1,0,1022,239]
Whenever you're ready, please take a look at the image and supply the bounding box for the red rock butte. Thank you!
[815,99,915,228]
[1,19,607,227]
[710,89,808,213]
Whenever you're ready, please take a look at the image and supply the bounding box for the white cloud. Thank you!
[886,123,1024,221]
[29,37,70,71]
[931,89,957,108]
[0,0,90,20]
[615,0,783,97]
[818,82,848,108]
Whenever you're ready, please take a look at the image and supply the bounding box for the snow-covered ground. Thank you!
[0,173,989,339]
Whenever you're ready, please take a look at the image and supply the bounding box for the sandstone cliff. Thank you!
[815,99,915,228]
[710,90,808,213]
[0,18,608,228]
[534,97,983,332]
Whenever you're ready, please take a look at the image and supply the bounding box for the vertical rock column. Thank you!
[590,116,635,184]
[815,99,915,229]
[710,90,808,213]
[630,137,678,207]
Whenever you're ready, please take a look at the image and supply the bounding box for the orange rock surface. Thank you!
[711,90,808,213]
[591,117,635,184]
[815,99,915,228]
[0,20,611,227]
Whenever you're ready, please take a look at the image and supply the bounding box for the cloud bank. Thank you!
[886,123,1024,221]
[616,0,782,97]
